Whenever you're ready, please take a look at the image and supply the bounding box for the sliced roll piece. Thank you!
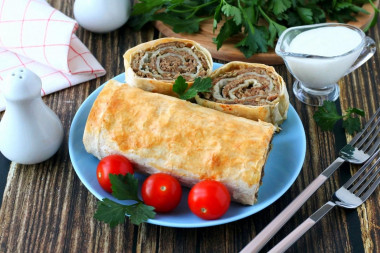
[83,80,276,205]
[195,61,289,126]
[124,37,213,96]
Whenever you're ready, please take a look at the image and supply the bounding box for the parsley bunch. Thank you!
[313,101,365,134]
[128,0,377,58]
[94,174,155,227]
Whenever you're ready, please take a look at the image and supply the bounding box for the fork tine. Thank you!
[343,149,380,188]
[360,176,380,202]
[350,107,380,147]
[355,115,380,150]
[353,158,380,195]
[368,137,380,156]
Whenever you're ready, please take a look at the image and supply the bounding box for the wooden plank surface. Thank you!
[0,1,379,252]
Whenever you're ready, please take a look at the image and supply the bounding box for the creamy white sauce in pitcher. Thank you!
[286,26,363,88]
[289,27,362,56]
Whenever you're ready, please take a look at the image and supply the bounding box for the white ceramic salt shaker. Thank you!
[0,68,64,164]
[73,0,131,33]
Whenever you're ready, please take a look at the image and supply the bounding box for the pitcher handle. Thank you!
[346,36,376,75]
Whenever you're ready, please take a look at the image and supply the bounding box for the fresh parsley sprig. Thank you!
[313,101,365,134]
[94,174,155,227]
[172,76,212,100]
[128,0,375,58]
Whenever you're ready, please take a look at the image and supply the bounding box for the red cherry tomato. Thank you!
[188,180,230,220]
[97,154,134,193]
[141,173,182,213]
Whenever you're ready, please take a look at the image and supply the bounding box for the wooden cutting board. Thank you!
[154,2,378,65]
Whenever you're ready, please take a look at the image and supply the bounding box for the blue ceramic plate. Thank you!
[68,63,306,228]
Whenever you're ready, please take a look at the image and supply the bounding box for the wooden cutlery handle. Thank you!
[240,174,328,253]
[268,202,336,252]
[240,158,344,253]
[267,218,316,253]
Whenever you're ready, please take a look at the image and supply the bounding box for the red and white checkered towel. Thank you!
[0,0,106,111]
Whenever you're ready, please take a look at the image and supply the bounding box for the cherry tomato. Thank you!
[97,154,134,193]
[141,173,182,213]
[188,180,230,220]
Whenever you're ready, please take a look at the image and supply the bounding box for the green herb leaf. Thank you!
[268,21,287,47]
[132,0,167,16]
[313,101,342,131]
[214,18,240,50]
[153,13,204,33]
[172,75,188,96]
[221,3,242,25]
[347,107,365,117]
[313,101,365,134]
[297,7,314,24]
[95,173,156,227]
[236,24,268,57]
[343,117,361,135]
[109,174,139,201]
[172,76,212,100]
[272,0,292,15]
[125,203,156,225]
[213,1,223,31]
[342,107,365,134]
[94,198,156,227]
[94,199,128,228]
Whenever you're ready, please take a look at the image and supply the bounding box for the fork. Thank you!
[268,149,380,253]
[240,107,380,253]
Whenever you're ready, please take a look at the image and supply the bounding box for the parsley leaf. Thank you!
[172,76,212,100]
[343,117,361,135]
[313,101,341,131]
[94,174,156,227]
[172,76,188,96]
[268,21,287,47]
[153,13,205,34]
[214,18,240,50]
[213,1,223,31]
[110,173,139,201]
[94,199,128,228]
[313,101,365,134]
[221,3,242,26]
[272,0,292,15]
[125,203,156,225]
[297,7,314,24]
[236,24,268,57]
[342,107,365,134]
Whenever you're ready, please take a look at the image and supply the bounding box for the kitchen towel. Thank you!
[0,0,106,111]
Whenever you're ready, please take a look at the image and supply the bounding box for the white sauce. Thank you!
[286,26,363,88]
[289,27,362,56]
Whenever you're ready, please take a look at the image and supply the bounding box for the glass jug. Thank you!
[275,23,376,106]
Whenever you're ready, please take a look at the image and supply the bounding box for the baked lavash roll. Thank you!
[195,61,289,126]
[83,80,276,205]
[124,37,213,96]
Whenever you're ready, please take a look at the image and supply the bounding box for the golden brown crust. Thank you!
[123,37,213,97]
[83,80,275,205]
[195,61,289,126]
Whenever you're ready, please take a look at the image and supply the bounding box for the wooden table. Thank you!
[0,1,379,252]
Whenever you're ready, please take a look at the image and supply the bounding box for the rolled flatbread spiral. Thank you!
[124,37,213,96]
[195,61,289,126]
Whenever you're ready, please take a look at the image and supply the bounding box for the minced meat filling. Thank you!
[201,67,279,106]
[131,42,209,81]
